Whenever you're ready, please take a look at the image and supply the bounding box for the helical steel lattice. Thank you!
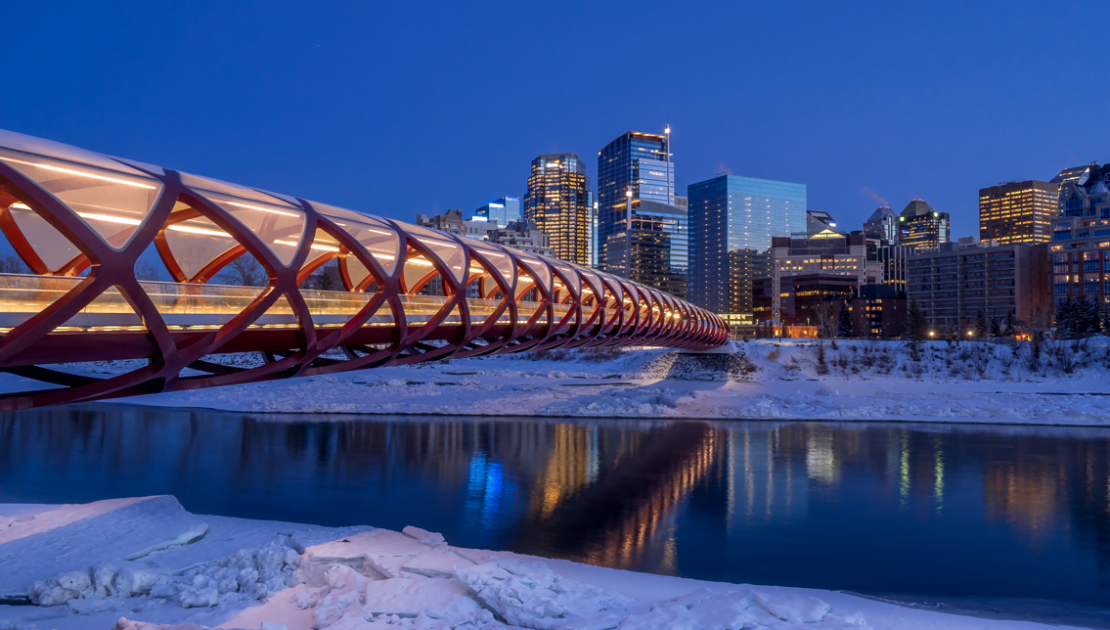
[0,130,728,409]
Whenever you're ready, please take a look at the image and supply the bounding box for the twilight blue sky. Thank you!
[2,2,1104,238]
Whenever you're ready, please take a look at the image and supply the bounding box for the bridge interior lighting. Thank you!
[167,224,232,238]
[273,239,338,253]
[0,157,156,189]
[224,201,300,218]
[77,212,141,226]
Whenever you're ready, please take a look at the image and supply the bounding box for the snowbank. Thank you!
[0,497,1077,630]
[40,341,1099,425]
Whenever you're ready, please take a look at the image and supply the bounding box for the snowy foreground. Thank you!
[56,339,1110,425]
[0,497,1078,630]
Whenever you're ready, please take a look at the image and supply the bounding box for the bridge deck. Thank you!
[0,274,590,332]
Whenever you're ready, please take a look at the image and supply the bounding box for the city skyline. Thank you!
[0,3,1102,243]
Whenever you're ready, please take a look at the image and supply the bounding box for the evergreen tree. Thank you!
[907,299,927,341]
[1055,298,1074,339]
[837,301,853,338]
[1082,298,1101,337]
[990,317,1001,338]
[906,299,926,361]
[975,309,988,339]
[1003,314,1014,338]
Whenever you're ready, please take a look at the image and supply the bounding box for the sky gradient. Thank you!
[3,1,1103,238]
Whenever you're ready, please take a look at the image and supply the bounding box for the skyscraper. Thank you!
[597,130,674,267]
[523,154,590,265]
[473,197,521,227]
[1050,163,1103,213]
[863,207,898,243]
[687,174,806,316]
[597,129,686,297]
[978,181,1056,245]
[899,200,949,253]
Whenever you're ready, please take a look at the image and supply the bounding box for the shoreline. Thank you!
[0,497,1094,630]
[102,399,1110,429]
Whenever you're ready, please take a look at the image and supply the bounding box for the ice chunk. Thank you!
[616,588,866,630]
[456,558,633,630]
[400,547,475,578]
[402,525,447,547]
[1,496,207,602]
[362,576,476,617]
[179,586,218,608]
[754,590,830,623]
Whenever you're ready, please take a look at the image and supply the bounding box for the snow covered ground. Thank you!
[0,497,1085,630]
[16,339,1102,425]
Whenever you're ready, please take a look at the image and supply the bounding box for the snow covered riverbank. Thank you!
[42,339,1107,425]
[0,497,1085,630]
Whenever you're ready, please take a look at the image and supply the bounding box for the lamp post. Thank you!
[625,187,633,277]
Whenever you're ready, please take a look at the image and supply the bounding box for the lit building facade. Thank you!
[978,180,1056,245]
[850,284,906,338]
[687,174,806,317]
[899,200,949,253]
[488,220,555,257]
[753,274,858,327]
[863,206,898,243]
[907,239,1048,332]
[415,209,498,240]
[603,199,688,299]
[473,197,521,227]
[767,230,878,323]
[1049,163,1110,310]
[596,130,685,296]
[1050,164,1103,213]
[523,154,590,265]
[596,131,674,272]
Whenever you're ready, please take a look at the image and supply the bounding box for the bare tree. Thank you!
[218,256,267,287]
[0,254,29,274]
[134,259,160,281]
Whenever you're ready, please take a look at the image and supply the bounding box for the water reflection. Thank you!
[1,407,1109,608]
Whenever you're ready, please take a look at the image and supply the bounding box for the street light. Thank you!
[928,330,935,338]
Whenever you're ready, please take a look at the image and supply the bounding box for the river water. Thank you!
[1,405,1109,617]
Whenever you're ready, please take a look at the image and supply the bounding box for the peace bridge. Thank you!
[0,130,727,409]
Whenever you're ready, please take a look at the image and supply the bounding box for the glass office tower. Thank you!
[523,154,590,265]
[603,199,688,298]
[687,174,806,315]
[597,131,674,271]
[473,197,521,227]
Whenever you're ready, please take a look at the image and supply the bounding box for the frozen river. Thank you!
[1,404,1109,619]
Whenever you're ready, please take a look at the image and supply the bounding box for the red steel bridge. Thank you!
[0,130,728,409]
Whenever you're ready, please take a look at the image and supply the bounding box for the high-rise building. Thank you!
[767,230,879,323]
[687,174,806,316]
[806,210,838,236]
[473,197,521,227]
[597,130,674,269]
[602,200,688,298]
[488,220,555,257]
[907,239,1048,332]
[523,154,590,265]
[596,129,686,296]
[899,200,949,253]
[978,181,1056,245]
[863,207,898,243]
[415,210,497,241]
[1049,162,1110,311]
[1050,163,1103,213]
